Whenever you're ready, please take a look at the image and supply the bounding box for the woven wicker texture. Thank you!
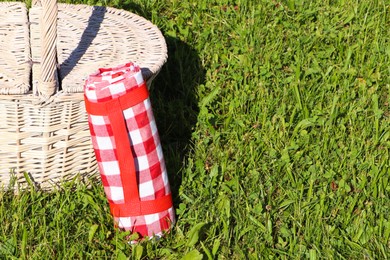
[0,1,167,190]
[0,3,30,95]
[30,4,167,93]
[0,94,97,189]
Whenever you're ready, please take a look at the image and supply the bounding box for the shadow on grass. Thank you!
[150,36,204,205]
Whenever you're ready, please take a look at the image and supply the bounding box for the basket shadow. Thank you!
[149,36,204,205]
[59,6,106,85]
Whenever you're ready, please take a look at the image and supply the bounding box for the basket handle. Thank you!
[33,0,58,99]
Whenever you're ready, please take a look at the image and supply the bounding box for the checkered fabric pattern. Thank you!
[84,63,175,239]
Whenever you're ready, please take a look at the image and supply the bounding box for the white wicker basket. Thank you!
[0,1,167,190]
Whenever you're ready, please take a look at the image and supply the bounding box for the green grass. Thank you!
[1,0,390,258]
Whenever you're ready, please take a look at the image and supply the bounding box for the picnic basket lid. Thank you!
[0,0,167,98]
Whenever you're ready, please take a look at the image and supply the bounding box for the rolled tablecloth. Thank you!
[84,63,175,239]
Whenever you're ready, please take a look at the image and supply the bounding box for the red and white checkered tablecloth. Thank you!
[84,63,175,240]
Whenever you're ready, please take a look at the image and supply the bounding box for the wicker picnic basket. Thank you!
[0,0,167,190]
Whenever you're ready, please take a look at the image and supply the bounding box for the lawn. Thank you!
[1,0,389,258]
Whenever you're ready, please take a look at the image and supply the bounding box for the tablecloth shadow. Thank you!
[149,36,204,205]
